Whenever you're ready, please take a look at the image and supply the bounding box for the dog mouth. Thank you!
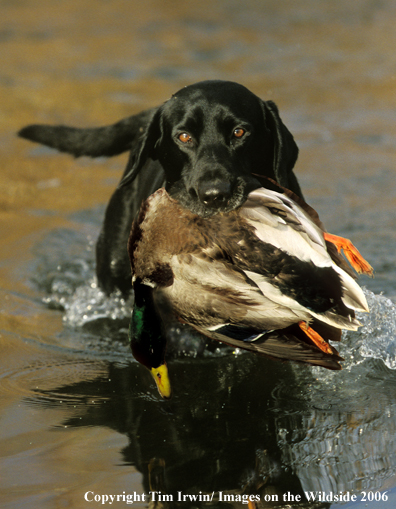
[169,176,260,218]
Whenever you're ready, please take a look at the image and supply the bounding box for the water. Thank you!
[2,0,396,507]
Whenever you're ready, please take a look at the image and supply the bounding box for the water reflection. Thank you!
[25,349,396,507]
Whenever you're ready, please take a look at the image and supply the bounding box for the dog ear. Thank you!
[118,107,163,188]
[261,100,303,198]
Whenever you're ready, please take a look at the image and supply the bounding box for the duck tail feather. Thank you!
[333,265,369,312]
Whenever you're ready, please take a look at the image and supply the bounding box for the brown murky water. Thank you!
[2,1,396,508]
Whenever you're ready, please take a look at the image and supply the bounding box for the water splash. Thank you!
[355,289,396,369]
[31,225,132,325]
[61,278,133,327]
[310,288,396,373]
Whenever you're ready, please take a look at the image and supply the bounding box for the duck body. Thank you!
[128,187,370,395]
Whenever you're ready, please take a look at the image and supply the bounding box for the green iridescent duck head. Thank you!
[129,280,171,399]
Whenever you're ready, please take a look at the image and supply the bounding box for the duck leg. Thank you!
[323,233,373,276]
[298,321,333,354]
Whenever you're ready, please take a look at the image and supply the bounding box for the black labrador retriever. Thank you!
[19,80,302,295]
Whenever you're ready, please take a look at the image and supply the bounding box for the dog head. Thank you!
[119,80,300,217]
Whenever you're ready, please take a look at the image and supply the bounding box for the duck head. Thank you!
[129,279,171,399]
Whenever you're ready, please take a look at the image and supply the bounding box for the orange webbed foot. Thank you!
[298,321,333,355]
[323,232,373,276]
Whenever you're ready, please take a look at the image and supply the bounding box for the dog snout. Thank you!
[197,180,232,207]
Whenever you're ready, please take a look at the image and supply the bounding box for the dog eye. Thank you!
[178,132,193,144]
[233,128,246,138]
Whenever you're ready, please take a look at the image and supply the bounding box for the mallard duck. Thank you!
[128,187,372,398]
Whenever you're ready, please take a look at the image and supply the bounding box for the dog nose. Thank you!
[198,181,232,207]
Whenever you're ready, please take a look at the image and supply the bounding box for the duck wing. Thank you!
[251,177,370,278]
[237,188,369,316]
[160,252,311,331]
[240,187,327,264]
[192,323,343,370]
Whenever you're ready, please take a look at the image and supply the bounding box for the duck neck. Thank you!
[129,279,166,369]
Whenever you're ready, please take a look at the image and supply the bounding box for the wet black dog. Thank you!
[19,80,302,295]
